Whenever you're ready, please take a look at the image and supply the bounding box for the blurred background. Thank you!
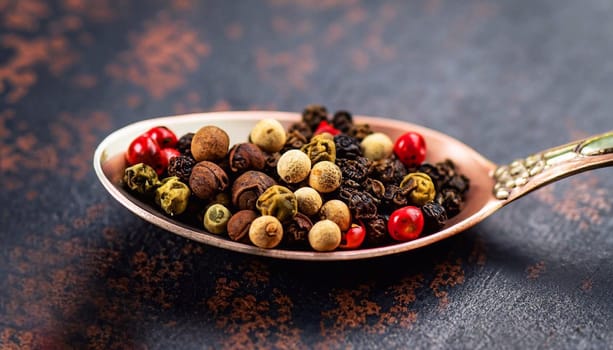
[1,0,612,348]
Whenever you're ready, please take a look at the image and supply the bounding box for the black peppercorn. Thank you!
[436,188,463,217]
[283,213,313,248]
[422,201,447,234]
[348,123,373,141]
[369,157,408,184]
[177,132,194,156]
[168,155,196,183]
[364,215,389,246]
[334,134,362,159]
[332,110,353,133]
[288,121,313,141]
[337,157,369,183]
[338,187,379,220]
[446,174,470,195]
[302,104,328,131]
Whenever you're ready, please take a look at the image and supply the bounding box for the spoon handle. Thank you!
[492,131,613,202]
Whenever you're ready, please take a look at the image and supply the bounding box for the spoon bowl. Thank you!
[93,111,613,260]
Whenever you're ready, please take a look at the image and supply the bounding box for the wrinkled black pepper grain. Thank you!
[334,134,362,159]
[302,104,328,131]
[339,187,379,220]
[369,157,408,184]
[422,201,447,233]
[337,157,370,183]
[177,133,194,156]
[332,110,353,133]
[436,188,463,217]
[364,215,389,246]
[167,155,196,183]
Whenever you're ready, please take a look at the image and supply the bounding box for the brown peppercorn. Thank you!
[319,199,351,231]
[369,157,408,184]
[309,161,342,193]
[232,171,277,210]
[308,219,341,252]
[191,125,230,162]
[227,210,259,242]
[189,161,229,200]
[227,142,267,173]
[249,215,283,249]
[302,104,328,131]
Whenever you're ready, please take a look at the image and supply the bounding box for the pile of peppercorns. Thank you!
[122,105,469,251]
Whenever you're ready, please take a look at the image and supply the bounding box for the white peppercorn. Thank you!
[319,199,351,231]
[277,149,311,183]
[308,161,342,193]
[250,119,287,152]
[308,220,341,252]
[360,132,393,161]
[294,187,322,216]
[249,215,284,248]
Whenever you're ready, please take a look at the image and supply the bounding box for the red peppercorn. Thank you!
[340,223,366,249]
[393,131,427,167]
[314,121,340,136]
[126,135,165,175]
[387,206,424,241]
[160,148,181,172]
[145,126,178,149]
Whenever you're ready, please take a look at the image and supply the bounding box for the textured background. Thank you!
[1,0,612,348]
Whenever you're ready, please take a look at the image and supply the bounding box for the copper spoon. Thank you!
[93,111,613,261]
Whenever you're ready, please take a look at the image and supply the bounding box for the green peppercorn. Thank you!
[400,172,436,206]
[123,163,160,194]
[204,203,232,234]
[256,185,298,222]
[301,134,336,164]
[154,176,190,216]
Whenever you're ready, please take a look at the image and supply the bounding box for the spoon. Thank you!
[93,111,613,261]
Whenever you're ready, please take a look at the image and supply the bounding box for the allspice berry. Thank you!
[191,125,230,162]
[227,210,258,242]
[308,161,342,193]
[189,161,229,200]
[308,220,341,252]
[204,204,232,234]
[360,132,393,161]
[250,119,287,152]
[228,142,266,173]
[294,187,322,216]
[277,149,311,183]
[319,199,351,231]
[249,215,284,249]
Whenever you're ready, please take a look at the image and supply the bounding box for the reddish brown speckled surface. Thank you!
[1,1,612,348]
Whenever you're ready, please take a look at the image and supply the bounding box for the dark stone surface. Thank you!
[1,0,612,348]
